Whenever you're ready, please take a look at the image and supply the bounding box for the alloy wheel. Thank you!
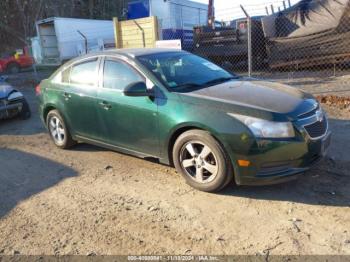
[49,116,65,144]
[180,141,219,183]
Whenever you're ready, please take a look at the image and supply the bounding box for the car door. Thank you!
[62,57,102,140]
[96,57,159,157]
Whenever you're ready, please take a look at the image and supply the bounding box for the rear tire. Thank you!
[173,130,233,192]
[46,110,76,149]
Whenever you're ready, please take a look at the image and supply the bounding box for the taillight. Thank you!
[35,84,41,96]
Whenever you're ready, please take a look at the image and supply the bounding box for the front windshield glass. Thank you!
[137,52,237,91]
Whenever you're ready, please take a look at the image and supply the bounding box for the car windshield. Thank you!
[137,52,238,91]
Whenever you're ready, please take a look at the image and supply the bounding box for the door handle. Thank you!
[99,101,112,110]
[63,92,71,101]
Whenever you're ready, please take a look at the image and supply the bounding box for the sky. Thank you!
[192,0,301,20]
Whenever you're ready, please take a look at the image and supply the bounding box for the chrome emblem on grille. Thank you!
[316,109,323,122]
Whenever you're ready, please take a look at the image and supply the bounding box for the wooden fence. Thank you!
[113,16,159,49]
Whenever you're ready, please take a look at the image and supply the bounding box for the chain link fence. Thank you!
[157,0,350,98]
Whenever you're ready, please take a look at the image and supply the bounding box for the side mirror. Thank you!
[123,81,153,97]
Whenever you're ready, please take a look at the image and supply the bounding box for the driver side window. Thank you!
[103,59,144,90]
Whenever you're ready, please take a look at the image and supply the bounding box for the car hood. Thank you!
[0,83,15,99]
[179,79,316,119]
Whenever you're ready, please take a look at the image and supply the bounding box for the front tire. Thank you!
[46,110,76,149]
[173,130,233,192]
[20,99,31,120]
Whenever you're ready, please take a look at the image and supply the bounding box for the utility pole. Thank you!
[240,5,252,77]
[265,6,269,15]
[208,0,215,29]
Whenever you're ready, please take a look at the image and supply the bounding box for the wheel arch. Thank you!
[5,61,21,71]
[166,122,229,167]
[43,104,57,125]
[43,105,70,129]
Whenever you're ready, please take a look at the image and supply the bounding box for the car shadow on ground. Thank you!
[0,115,45,136]
[0,148,77,219]
[72,143,109,152]
[221,168,350,207]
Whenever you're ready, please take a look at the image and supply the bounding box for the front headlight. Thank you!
[228,113,295,138]
[8,91,24,101]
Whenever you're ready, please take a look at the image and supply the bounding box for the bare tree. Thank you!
[0,0,127,52]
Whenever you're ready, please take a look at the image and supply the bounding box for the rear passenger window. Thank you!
[103,59,144,90]
[52,67,70,84]
[70,59,98,86]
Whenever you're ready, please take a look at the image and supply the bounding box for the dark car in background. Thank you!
[37,49,331,192]
[0,80,31,120]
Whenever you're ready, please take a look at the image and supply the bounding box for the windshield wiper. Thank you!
[172,76,238,91]
[203,76,238,86]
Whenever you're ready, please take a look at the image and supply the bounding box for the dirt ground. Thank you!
[0,71,349,256]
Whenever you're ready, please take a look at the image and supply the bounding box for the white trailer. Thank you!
[34,17,115,65]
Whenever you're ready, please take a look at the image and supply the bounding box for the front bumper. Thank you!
[233,131,331,186]
[0,101,23,120]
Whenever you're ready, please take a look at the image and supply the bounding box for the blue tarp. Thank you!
[127,0,150,19]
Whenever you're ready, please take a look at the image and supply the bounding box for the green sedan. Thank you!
[37,49,331,192]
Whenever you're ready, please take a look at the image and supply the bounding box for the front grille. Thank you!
[0,99,6,107]
[7,99,21,105]
[304,116,328,138]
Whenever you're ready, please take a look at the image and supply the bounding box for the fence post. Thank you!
[247,17,252,77]
[77,30,88,54]
[113,17,121,48]
[240,5,252,77]
[32,63,39,81]
[152,16,159,47]
[29,42,39,81]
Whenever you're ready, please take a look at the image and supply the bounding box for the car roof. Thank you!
[74,48,186,62]
[107,48,185,57]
